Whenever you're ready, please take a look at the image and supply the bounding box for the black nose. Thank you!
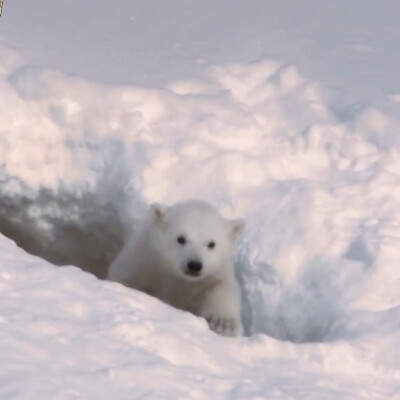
[187,260,203,274]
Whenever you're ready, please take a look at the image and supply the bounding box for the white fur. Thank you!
[107,200,245,337]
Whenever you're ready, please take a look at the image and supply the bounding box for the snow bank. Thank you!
[0,233,399,399]
[1,45,400,345]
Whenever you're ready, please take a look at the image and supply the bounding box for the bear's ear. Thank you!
[149,203,167,224]
[228,218,245,241]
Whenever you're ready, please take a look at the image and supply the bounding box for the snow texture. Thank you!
[0,0,400,398]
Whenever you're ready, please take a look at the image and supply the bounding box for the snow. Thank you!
[1,0,400,398]
[1,236,399,399]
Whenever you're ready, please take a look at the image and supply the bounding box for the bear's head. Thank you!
[147,200,244,280]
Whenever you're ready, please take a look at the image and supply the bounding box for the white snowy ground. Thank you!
[1,1,400,398]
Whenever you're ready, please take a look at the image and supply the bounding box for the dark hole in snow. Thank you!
[0,136,145,279]
[0,188,127,278]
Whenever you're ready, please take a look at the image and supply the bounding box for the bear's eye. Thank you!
[177,235,186,245]
[207,241,216,250]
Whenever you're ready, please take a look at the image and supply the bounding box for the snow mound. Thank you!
[1,48,400,345]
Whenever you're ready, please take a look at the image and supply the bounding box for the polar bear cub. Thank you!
[107,200,245,337]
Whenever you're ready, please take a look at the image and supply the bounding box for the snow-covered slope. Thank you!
[1,235,399,399]
[1,1,400,398]
[3,0,400,116]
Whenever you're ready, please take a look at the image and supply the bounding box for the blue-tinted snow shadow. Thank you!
[238,250,400,343]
